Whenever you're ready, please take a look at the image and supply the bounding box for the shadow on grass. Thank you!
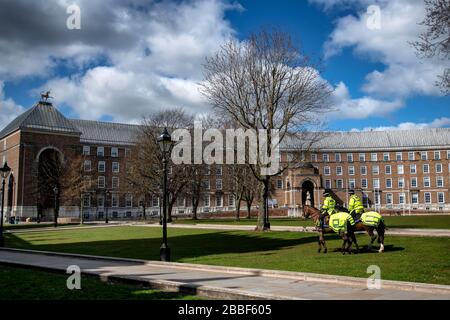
[5,231,328,261]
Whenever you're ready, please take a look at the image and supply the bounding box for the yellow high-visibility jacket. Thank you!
[361,211,383,227]
[322,196,336,215]
[329,211,355,234]
[348,195,364,214]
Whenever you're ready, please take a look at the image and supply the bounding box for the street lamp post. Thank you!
[0,162,11,246]
[157,127,172,261]
[53,185,59,228]
[105,190,110,224]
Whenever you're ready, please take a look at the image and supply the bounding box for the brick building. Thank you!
[1,99,449,221]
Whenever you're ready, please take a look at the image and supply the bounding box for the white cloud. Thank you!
[0,81,24,129]
[351,117,450,131]
[329,81,404,119]
[323,0,446,98]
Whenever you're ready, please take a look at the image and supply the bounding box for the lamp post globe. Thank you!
[0,162,12,247]
[157,127,172,261]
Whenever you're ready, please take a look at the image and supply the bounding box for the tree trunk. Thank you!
[256,178,270,231]
[167,201,174,223]
[235,197,241,221]
[192,197,198,220]
[142,205,146,220]
[246,199,253,219]
[80,198,84,225]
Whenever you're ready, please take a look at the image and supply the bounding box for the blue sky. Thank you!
[0,0,449,131]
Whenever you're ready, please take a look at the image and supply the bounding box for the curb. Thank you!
[1,247,449,296]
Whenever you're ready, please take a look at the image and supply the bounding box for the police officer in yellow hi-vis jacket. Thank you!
[348,190,364,220]
[321,191,336,216]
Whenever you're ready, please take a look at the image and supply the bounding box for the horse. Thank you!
[302,205,359,254]
[302,205,385,253]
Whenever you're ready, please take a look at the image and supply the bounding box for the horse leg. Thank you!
[346,234,353,254]
[377,225,385,253]
[318,232,323,253]
[368,228,376,250]
[341,234,348,255]
[350,230,359,253]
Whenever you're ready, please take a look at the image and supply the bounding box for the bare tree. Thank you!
[128,108,194,222]
[412,0,450,94]
[201,29,331,230]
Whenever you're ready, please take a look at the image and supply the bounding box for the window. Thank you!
[203,194,210,207]
[83,146,90,155]
[111,194,119,207]
[311,154,317,162]
[434,151,441,160]
[276,179,283,189]
[362,193,369,207]
[411,177,418,188]
[438,192,445,204]
[360,166,367,175]
[111,147,119,157]
[397,165,404,175]
[204,165,211,175]
[348,166,355,175]
[84,160,91,172]
[112,162,119,173]
[216,179,222,190]
[398,178,405,188]
[386,178,392,188]
[421,151,428,160]
[386,193,393,205]
[411,192,419,204]
[336,179,343,189]
[83,194,91,207]
[216,194,223,207]
[423,164,430,174]
[203,180,210,189]
[229,194,235,207]
[97,196,104,208]
[436,176,444,188]
[287,153,294,162]
[98,161,105,173]
[373,179,380,189]
[361,179,368,189]
[325,179,331,189]
[323,154,329,162]
[98,176,105,188]
[216,166,222,175]
[152,197,159,207]
[371,153,378,161]
[383,153,390,161]
[112,177,119,189]
[348,179,356,190]
[447,150,450,160]
[335,153,341,162]
[424,192,431,204]
[424,176,431,188]
[347,153,353,162]
[396,152,402,161]
[436,163,442,173]
[125,148,131,157]
[372,165,379,175]
[336,166,343,175]
[324,166,331,176]
[83,176,91,189]
[399,193,405,205]
[385,165,391,174]
[126,194,132,208]
[97,147,104,157]
[359,153,365,162]
[410,164,417,174]
[408,151,415,161]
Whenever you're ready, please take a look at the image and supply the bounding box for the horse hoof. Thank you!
[318,249,321,253]
[378,250,384,253]
[323,249,327,254]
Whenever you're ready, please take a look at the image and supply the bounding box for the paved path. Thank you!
[0,248,449,300]
[136,223,450,237]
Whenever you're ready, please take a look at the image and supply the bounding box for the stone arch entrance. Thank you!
[37,147,64,220]
[301,180,315,208]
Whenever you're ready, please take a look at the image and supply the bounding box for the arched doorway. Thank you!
[301,180,315,208]
[37,148,64,220]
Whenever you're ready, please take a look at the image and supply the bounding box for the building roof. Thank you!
[70,119,141,146]
[0,101,81,139]
[282,129,450,151]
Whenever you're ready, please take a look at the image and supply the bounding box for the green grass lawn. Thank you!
[4,226,450,285]
[4,222,78,231]
[173,215,450,229]
[0,265,200,300]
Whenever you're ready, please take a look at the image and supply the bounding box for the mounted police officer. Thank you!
[319,190,336,228]
[348,190,364,220]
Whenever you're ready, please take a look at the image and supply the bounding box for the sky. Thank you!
[0,0,448,132]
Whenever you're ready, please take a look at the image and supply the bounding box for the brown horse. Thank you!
[302,205,358,254]
[302,205,386,253]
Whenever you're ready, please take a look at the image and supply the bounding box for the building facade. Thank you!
[1,99,450,221]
